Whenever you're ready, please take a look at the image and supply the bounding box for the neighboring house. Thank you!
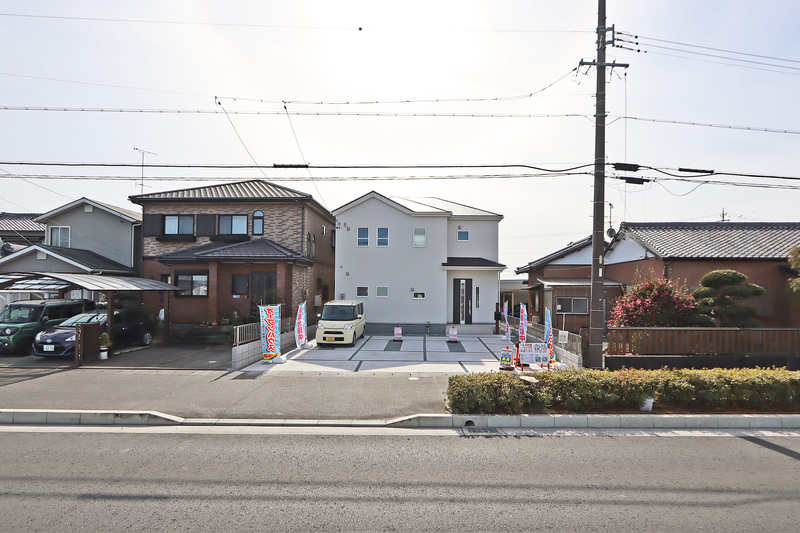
[0,213,45,246]
[129,179,334,330]
[0,199,142,303]
[516,222,800,331]
[332,191,505,334]
[515,236,622,333]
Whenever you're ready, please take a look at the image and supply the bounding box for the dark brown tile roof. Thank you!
[156,238,311,265]
[617,222,800,260]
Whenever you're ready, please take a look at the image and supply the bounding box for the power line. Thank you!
[608,115,800,135]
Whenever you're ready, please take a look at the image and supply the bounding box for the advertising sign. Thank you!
[544,307,554,360]
[518,343,534,365]
[558,330,569,344]
[448,326,458,343]
[502,301,510,340]
[394,326,403,342]
[259,304,281,359]
[519,304,527,344]
[532,343,549,364]
[295,301,309,349]
[500,346,514,370]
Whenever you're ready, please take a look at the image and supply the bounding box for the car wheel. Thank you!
[140,331,153,346]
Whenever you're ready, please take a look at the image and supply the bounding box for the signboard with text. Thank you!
[259,305,281,359]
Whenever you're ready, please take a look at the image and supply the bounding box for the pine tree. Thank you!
[692,269,765,328]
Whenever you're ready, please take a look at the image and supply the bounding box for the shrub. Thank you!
[692,269,766,327]
[608,277,698,327]
[446,368,800,414]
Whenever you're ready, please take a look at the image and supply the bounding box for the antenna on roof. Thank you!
[133,147,157,195]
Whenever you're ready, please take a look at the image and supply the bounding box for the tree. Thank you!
[608,277,698,327]
[692,269,765,328]
[790,246,800,294]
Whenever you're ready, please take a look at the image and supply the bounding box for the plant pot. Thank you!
[99,347,108,360]
[640,397,654,412]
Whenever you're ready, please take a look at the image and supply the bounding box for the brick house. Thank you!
[129,180,335,331]
[516,222,800,332]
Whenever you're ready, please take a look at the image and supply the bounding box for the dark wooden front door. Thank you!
[452,278,473,324]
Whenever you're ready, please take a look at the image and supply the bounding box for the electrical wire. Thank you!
[608,115,800,135]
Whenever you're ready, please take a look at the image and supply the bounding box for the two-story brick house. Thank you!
[129,180,335,331]
[332,191,505,334]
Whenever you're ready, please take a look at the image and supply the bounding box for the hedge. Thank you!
[447,368,800,414]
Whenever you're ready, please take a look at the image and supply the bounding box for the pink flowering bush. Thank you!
[608,278,698,327]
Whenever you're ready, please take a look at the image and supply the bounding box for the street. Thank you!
[1,427,799,531]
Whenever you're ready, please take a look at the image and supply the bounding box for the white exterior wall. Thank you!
[445,269,501,324]
[446,219,499,261]
[605,234,650,265]
[334,197,449,324]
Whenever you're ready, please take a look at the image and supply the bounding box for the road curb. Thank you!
[2,410,800,429]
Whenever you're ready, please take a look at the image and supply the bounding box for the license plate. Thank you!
[324,337,336,342]
[43,345,55,352]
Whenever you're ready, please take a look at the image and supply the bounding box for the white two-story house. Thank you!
[332,191,505,334]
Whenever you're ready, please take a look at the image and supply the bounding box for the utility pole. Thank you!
[580,0,627,368]
[133,147,157,195]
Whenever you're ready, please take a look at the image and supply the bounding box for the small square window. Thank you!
[357,228,369,247]
[413,292,426,300]
[376,286,389,298]
[457,230,469,241]
[377,227,389,247]
[356,286,369,297]
[232,274,249,295]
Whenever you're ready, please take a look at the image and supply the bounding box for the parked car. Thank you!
[0,299,95,355]
[32,309,154,357]
[315,300,366,346]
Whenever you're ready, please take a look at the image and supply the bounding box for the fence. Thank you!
[506,316,583,367]
[233,322,260,347]
[607,327,800,356]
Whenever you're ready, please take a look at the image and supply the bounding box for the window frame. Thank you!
[218,214,248,235]
[556,296,589,315]
[413,228,426,247]
[377,227,389,247]
[232,274,249,296]
[175,270,209,297]
[356,286,369,298]
[412,292,426,300]
[164,215,194,235]
[376,286,389,298]
[457,230,470,242]
[49,226,70,247]
[357,227,369,247]
[252,211,264,235]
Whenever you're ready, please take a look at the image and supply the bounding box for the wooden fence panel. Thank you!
[608,327,800,356]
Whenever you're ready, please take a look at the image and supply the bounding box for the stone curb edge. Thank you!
[2,410,800,430]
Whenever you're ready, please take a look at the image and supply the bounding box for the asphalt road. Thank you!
[2,428,799,532]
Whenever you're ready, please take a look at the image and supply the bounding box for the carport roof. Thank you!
[0,272,180,293]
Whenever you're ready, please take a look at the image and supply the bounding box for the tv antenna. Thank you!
[133,147,157,194]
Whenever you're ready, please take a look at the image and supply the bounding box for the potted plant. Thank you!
[99,332,112,360]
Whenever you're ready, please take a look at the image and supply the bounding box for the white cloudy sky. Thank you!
[1,1,798,277]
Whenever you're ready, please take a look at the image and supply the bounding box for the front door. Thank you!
[250,271,278,318]
[452,278,473,325]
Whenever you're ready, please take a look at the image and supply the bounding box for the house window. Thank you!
[331,230,336,249]
[232,274,249,296]
[413,228,426,247]
[413,292,426,299]
[49,226,70,247]
[219,215,247,235]
[377,227,389,247]
[556,297,589,315]
[160,274,172,285]
[457,230,469,241]
[357,227,369,247]
[253,211,264,235]
[175,271,209,297]
[476,287,480,309]
[312,235,316,258]
[322,225,326,236]
[376,286,389,298]
[165,215,194,235]
[356,286,369,297]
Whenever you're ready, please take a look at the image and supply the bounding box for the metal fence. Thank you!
[505,316,583,367]
[233,322,260,347]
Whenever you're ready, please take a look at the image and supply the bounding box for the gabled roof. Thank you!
[0,213,46,233]
[34,198,141,224]
[0,244,134,274]
[131,179,306,202]
[613,222,800,260]
[515,236,593,274]
[332,190,502,220]
[156,238,311,265]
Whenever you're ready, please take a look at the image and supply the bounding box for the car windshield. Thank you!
[0,304,42,323]
[60,313,106,327]
[321,305,356,321]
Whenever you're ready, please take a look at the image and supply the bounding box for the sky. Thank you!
[1,1,798,278]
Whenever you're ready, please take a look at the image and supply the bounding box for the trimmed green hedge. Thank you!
[447,368,800,414]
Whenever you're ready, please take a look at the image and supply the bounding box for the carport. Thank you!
[0,271,180,348]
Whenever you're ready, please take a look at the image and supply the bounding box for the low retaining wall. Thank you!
[231,326,317,370]
[605,354,800,371]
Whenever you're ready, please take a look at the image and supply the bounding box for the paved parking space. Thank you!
[242,334,508,373]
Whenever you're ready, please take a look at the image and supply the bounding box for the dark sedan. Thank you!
[32,310,154,357]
